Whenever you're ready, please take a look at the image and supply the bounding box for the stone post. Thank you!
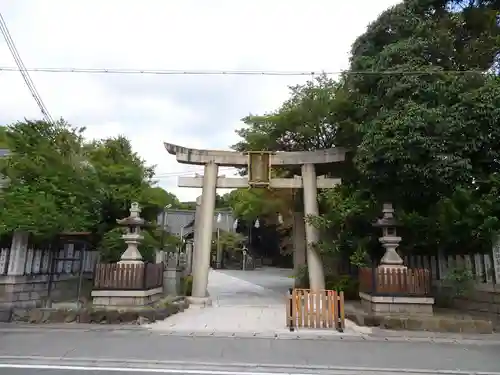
[192,195,202,269]
[7,231,29,275]
[190,162,218,304]
[163,253,181,296]
[292,211,307,272]
[216,227,222,269]
[490,235,500,284]
[301,163,325,291]
[185,240,194,276]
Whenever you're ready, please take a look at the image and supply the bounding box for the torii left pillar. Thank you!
[191,162,218,304]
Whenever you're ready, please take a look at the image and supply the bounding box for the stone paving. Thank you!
[147,268,369,337]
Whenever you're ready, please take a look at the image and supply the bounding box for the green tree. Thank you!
[86,136,153,232]
[218,230,245,252]
[139,186,182,220]
[231,76,341,221]
[227,188,290,221]
[0,120,184,262]
[0,126,8,148]
[341,0,500,254]
[87,136,183,262]
[234,75,341,154]
[0,120,101,238]
[231,0,500,275]
[232,75,358,275]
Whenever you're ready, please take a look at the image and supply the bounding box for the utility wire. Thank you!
[0,66,491,76]
[0,14,54,123]
[154,167,238,179]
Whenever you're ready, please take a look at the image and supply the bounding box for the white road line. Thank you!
[1,363,500,375]
[0,363,281,374]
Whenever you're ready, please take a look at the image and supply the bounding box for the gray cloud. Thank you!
[0,0,402,200]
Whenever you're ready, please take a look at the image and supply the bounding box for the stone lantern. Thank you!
[373,203,406,269]
[117,202,145,264]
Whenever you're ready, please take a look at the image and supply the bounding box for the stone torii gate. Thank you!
[164,143,346,305]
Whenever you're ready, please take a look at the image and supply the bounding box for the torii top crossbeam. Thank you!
[164,143,346,167]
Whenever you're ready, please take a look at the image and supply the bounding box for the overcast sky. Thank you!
[0,0,400,201]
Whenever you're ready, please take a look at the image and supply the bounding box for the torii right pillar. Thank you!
[301,163,324,290]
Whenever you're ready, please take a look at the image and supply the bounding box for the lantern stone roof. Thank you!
[116,216,145,226]
[116,202,146,227]
[373,216,400,228]
[372,203,401,228]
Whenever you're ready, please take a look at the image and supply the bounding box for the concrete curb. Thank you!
[1,324,500,345]
[148,330,500,344]
[0,323,149,332]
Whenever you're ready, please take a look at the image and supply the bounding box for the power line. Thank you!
[0,15,54,123]
[155,166,236,176]
[0,66,491,76]
[154,167,238,179]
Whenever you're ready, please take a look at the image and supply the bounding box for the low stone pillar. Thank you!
[163,265,181,296]
[185,241,194,276]
[179,251,187,270]
[163,252,181,296]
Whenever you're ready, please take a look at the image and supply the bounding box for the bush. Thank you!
[183,275,193,297]
[294,265,309,288]
[293,265,359,300]
[325,275,359,300]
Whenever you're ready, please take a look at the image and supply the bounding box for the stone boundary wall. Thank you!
[0,273,91,308]
[9,297,188,324]
[434,283,500,327]
[345,303,494,333]
[91,287,164,308]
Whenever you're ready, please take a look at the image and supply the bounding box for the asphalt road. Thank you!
[1,328,500,373]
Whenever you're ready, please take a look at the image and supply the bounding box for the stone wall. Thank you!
[435,283,500,327]
[359,293,434,316]
[10,297,189,324]
[0,273,90,308]
[91,287,164,308]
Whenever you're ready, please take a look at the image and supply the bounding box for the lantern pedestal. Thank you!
[118,233,144,265]
[378,235,406,270]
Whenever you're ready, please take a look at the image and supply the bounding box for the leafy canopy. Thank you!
[0,120,101,237]
[232,0,500,265]
[0,120,184,262]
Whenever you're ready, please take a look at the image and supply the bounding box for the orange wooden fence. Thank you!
[286,289,345,331]
[359,267,431,296]
[93,262,163,290]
